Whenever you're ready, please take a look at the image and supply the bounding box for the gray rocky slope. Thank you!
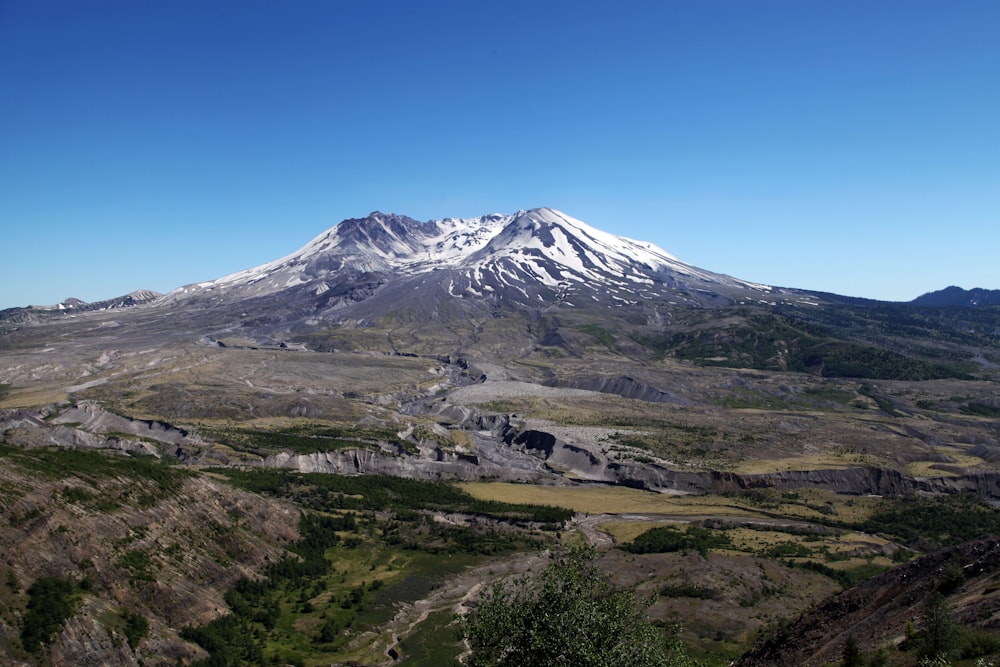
[148,207,816,336]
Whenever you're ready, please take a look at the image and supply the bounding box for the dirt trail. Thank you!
[367,514,635,663]
[570,513,618,548]
[347,550,549,666]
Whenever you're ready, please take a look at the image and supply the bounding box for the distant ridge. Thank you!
[910,286,1000,307]
[0,289,161,323]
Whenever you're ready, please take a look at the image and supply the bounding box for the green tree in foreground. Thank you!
[842,635,863,667]
[917,593,958,664]
[462,545,699,667]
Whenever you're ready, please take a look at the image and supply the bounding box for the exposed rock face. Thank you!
[49,608,139,667]
[512,429,613,481]
[5,402,1000,501]
[259,430,1000,500]
[48,401,207,449]
[733,538,1000,666]
[0,404,257,466]
[544,375,692,405]
[706,467,1000,499]
[261,442,558,484]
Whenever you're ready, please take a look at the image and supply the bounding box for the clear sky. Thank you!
[2,1,998,309]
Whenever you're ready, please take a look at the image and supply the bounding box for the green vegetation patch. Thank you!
[0,444,189,492]
[20,576,85,653]
[577,323,617,348]
[655,308,976,380]
[861,494,1000,548]
[181,512,353,665]
[202,423,406,455]
[961,402,1000,418]
[463,546,696,667]
[802,386,857,405]
[711,388,796,410]
[117,548,158,586]
[180,471,572,664]
[397,608,463,666]
[122,609,149,649]
[180,504,535,666]
[858,383,898,416]
[217,469,572,525]
[789,560,889,591]
[624,524,732,557]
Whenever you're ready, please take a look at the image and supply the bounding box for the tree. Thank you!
[20,576,80,653]
[867,644,897,667]
[917,593,958,664]
[842,635,863,667]
[462,545,698,667]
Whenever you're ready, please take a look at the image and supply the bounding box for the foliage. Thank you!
[380,513,547,556]
[181,511,349,665]
[650,306,982,380]
[462,545,699,667]
[917,593,958,663]
[201,423,404,455]
[862,494,1000,548]
[660,584,720,600]
[0,444,189,494]
[866,644,897,667]
[577,324,617,348]
[958,627,1000,661]
[181,612,264,666]
[180,468,573,665]
[217,469,572,525]
[842,635,863,667]
[789,560,888,590]
[117,548,157,585]
[962,402,1000,418]
[397,609,463,666]
[122,609,149,649]
[624,524,731,557]
[858,383,898,416]
[764,541,812,559]
[803,386,857,405]
[20,576,82,653]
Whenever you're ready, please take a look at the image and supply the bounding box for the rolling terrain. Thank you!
[1,208,999,665]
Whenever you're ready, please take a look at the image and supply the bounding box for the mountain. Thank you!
[910,286,1000,307]
[0,290,161,324]
[160,208,796,323]
[149,208,995,380]
[2,209,1000,666]
[4,209,997,380]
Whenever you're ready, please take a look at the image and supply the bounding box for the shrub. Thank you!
[463,546,698,666]
[20,576,81,653]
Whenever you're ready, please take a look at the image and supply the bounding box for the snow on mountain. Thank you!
[165,208,771,307]
[457,208,766,295]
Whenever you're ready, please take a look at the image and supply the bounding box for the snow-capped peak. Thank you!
[166,208,768,303]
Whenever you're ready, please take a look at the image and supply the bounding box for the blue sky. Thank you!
[2,1,998,308]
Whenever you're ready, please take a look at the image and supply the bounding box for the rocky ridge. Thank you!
[0,446,297,666]
[733,538,1000,666]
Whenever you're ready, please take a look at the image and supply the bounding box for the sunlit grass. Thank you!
[597,520,685,544]
[460,482,756,516]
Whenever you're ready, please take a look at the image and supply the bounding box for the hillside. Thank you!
[734,538,1000,666]
[0,445,297,666]
[1,208,999,664]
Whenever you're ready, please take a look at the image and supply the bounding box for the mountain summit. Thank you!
[166,208,776,315]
